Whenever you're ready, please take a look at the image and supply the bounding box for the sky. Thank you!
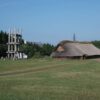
[0,0,100,44]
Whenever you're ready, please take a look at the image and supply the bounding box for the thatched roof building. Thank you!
[51,40,100,59]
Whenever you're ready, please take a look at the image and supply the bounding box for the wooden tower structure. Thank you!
[7,29,22,59]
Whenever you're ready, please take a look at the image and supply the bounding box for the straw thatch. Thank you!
[51,40,100,59]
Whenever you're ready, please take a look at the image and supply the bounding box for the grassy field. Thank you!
[0,58,100,100]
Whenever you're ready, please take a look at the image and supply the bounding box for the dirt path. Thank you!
[0,63,66,77]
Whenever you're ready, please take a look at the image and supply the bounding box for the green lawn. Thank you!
[0,58,100,100]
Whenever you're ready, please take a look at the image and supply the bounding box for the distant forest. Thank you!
[0,30,100,58]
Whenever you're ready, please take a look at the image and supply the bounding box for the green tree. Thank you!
[40,43,55,56]
[0,31,8,57]
[92,40,100,49]
[20,44,33,58]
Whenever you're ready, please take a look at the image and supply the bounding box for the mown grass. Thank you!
[0,58,100,100]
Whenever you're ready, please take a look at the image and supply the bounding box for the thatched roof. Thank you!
[51,40,100,57]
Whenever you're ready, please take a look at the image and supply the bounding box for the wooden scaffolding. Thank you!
[7,29,22,59]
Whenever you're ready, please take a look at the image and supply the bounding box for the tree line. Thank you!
[20,42,54,58]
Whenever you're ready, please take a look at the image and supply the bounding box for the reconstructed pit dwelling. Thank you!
[51,40,100,59]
